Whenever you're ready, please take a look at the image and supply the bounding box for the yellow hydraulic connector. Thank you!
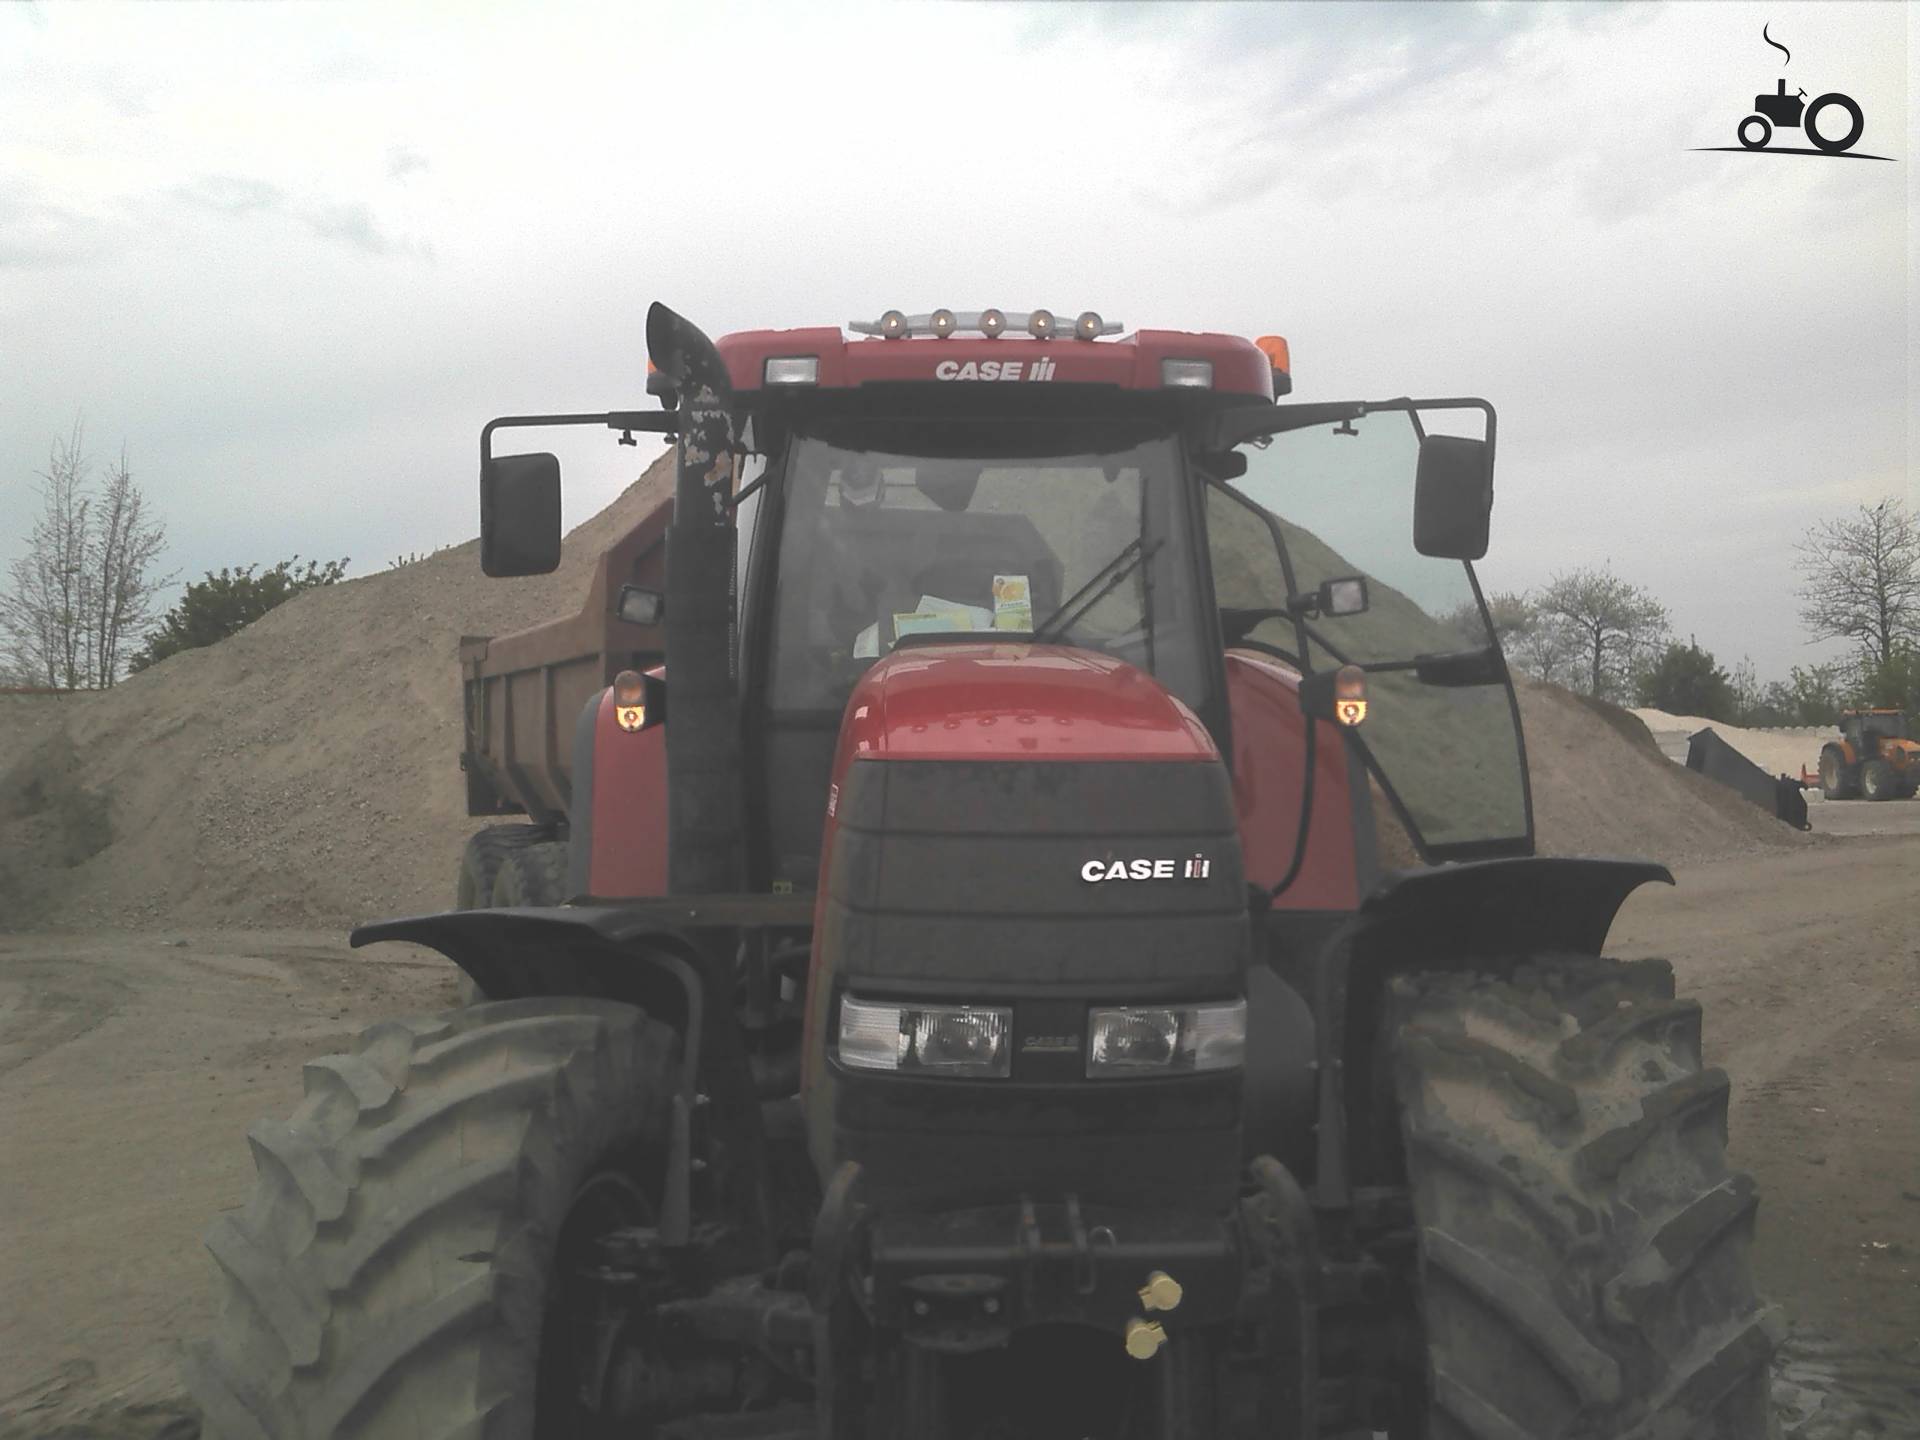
[1138,1270,1183,1312]
[1124,1317,1168,1360]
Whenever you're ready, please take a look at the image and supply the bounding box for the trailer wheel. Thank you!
[183,997,678,1440]
[1860,758,1896,802]
[453,826,550,1002]
[1818,744,1856,800]
[492,841,571,908]
[455,824,549,909]
[1389,957,1781,1440]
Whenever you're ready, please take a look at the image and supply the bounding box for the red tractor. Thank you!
[187,305,1779,1438]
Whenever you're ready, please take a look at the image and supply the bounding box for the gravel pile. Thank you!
[1520,682,1810,868]
[0,454,673,931]
[1,462,1808,932]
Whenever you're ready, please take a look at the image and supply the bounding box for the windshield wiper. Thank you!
[1032,538,1164,644]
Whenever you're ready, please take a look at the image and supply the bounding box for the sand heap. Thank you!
[0,462,1808,932]
[0,455,674,931]
[1519,685,1806,866]
[1630,707,1832,778]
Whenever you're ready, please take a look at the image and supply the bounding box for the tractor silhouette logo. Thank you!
[1695,24,1893,161]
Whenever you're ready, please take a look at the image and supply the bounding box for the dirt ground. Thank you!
[1,841,1915,1438]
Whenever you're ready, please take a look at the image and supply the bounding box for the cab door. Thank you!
[1205,399,1532,863]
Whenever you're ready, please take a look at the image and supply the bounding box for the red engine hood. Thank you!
[834,643,1217,764]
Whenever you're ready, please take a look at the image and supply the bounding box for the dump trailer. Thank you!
[187,304,1781,1440]
[1817,708,1918,801]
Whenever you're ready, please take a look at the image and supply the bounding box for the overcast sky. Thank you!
[2,0,1911,683]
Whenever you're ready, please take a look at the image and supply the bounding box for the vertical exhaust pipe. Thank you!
[646,302,742,897]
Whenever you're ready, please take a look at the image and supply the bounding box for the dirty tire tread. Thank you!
[489,842,570,909]
[186,997,676,1440]
[453,826,548,910]
[1391,957,1781,1440]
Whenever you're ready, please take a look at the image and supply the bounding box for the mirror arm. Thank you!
[480,410,678,466]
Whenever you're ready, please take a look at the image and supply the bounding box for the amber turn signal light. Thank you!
[1333,664,1367,728]
[613,669,648,732]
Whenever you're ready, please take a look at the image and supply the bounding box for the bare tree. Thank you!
[1795,499,1919,673]
[2,422,90,688]
[1533,565,1670,701]
[85,445,171,685]
[2,422,171,689]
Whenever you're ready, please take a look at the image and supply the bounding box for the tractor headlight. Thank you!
[1087,1000,1246,1077]
[837,996,1013,1078]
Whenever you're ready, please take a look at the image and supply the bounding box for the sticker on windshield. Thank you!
[992,575,1032,631]
[894,609,974,639]
[919,595,993,630]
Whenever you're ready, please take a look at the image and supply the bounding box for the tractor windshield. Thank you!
[769,424,1211,717]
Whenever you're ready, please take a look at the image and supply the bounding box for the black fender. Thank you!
[352,905,707,1035]
[1348,854,1671,962]
[354,902,787,1251]
[1307,855,1673,1206]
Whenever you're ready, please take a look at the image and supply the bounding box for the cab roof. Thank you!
[703,326,1284,401]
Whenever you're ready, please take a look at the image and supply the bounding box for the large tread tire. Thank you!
[1390,956,1782,1440]
[1859,759,1896,802]
[1818,746,1856,801]
[183,998,677,1440]
[490,842,571,909]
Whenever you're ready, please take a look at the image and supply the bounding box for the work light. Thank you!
[763,356,820,385]
[1160,359,1214,389]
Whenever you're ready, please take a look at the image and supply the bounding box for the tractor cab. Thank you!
[648,308,1534,893]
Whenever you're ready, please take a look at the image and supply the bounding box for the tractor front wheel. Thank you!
[1860,758,1897,801]
[1390,957,1781,1439]
[184,998,679,1440]
[1819,745,1856,800]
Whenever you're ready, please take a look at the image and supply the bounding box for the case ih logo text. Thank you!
[1080,855,1213,883]
[934,357,1057,382]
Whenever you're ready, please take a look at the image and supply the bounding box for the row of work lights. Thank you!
[849,308,1124,341]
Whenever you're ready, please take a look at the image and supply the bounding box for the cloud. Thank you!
[302,200,417,257]
[386,146,429,181]
[171,175,286,217]
[0,181,105,268]
[166,175,428,259]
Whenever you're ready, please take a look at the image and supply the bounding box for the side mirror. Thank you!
[1413,434,1492,560]
[481,453,562,577]
[616,585,664,626]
